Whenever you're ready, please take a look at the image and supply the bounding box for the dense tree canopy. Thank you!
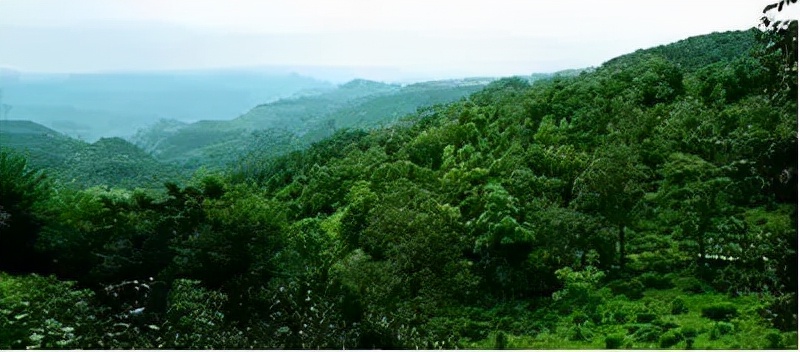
[0,24,797,349]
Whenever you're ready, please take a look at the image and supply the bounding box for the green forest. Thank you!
[0,23,797,349]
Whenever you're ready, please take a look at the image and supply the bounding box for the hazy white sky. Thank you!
[0,0,794,80]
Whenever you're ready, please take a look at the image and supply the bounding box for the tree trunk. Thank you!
[696,217,709,279]
[618,224,626,270]
[697,232,706,267]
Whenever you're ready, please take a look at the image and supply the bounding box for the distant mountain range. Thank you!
[129,76,503,168]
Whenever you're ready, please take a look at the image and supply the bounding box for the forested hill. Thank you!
[0,120,84,167]
[604,29,759,71]
[0,120,185,188]
[0,27,797,349]
[130,77,496,168]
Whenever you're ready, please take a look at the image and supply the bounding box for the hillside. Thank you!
[58,137,187,189]
[0,119,84,168]
[131,77,496,168]
[0,120,186,188]
[0,27,797,350]
[604,29,759,72]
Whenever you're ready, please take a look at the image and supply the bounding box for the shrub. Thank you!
[629,324,662,342]
[685,337,695,349]
[709,322,735,340]
[785,331,798,349]
[571,312,590,326]
[605,334,624,349]
[640,272,674,289]
[598,300,640,325]
[569,325,593,342]
[766,293,798,331]
[494,331,507,350]
[678,326,698,338]
[604,311,629,324]
[674,277,710,294]
[654,319,679,330]
[659,330,683,348]
[461,319,491,341]
[701,304,738,321]
[765,330,783,349]
[0,273,102,349]
[671,297,689,315]
[636,312,658,324]
[607,279,645,300]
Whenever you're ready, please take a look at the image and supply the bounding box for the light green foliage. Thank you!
[552,266,609,317]
[0,273,98,349]
[473,182,531,251]
[158,279,247,349]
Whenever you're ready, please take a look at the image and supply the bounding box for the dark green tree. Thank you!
[572,144,647,270]
[0,150,51,273]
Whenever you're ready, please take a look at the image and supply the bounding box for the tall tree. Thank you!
[572,144,647,270]
[654,153,733,271]
[0,151,51,273]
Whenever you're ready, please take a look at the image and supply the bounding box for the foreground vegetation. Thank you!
[0,25,797,349]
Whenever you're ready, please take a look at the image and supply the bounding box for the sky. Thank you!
[0,0,795,81]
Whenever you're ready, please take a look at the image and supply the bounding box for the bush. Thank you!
[494,331,507,349]
[605,334,624,349]
[671,297,689,315]
[678,326,698,338]
[659,330,683,348]
[461,319,491,341]
[640,272,674,289]
[767,293,798,331]
[765,330,783,349]
[709,322,735,340]
[785,331,798,349]
[571,312,590,325]
[0,273,102,349]
[628,324,662,342]
[569,325,593,342]
[685,337,695,349]
[607,279,645,300]
[636,312,658,324]
[654,319,679,330]
[674,277,710,294]
[604,310,629,324]
[701,304,738,321]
